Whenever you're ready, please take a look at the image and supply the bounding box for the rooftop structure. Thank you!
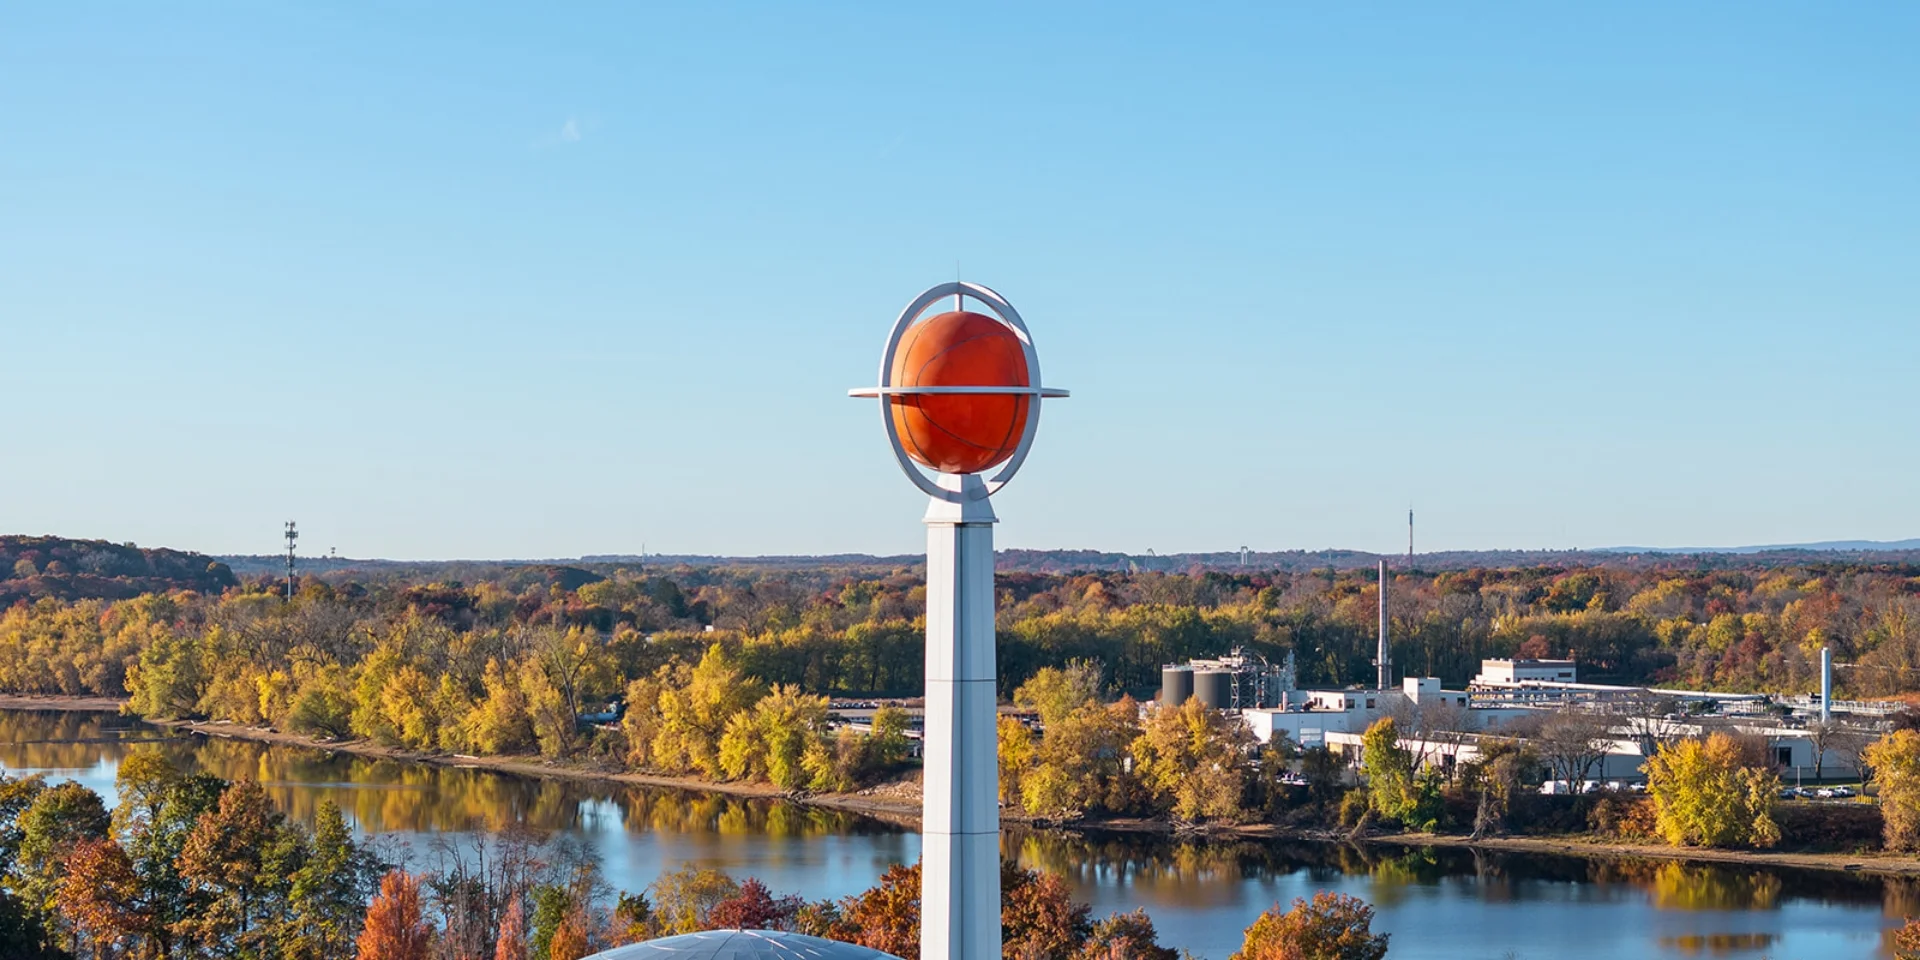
[1472,658,1577,688]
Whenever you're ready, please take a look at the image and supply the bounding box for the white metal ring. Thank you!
[849,282,1069,503]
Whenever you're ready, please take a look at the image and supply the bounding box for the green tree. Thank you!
[1360,718,1429,829]
[129,772,227,959]
[281,800,381,959]
[1643,733,1780,848]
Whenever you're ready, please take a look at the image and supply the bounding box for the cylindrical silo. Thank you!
[1193,670,1233,710]
[1160,666,1194,707]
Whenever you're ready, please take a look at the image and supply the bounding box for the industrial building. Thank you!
[1471,658,1577,687]
[1158,649,1293,710]
[1157,652,1878,785]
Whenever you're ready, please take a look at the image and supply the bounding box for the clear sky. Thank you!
[3,3,1915,560]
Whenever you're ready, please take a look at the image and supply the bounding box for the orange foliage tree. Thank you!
[355,870,432,960]
[493,897,528,960]
[548,909,590,960]
[60,838,151,955]
[1001,863,1092,960]
[835,862,921,959]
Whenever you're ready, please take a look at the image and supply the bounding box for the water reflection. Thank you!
[0,711,1903,960]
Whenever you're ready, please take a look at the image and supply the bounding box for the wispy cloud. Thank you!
[533,116,588,150]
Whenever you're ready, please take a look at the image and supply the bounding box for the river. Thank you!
[0,709,1907,959]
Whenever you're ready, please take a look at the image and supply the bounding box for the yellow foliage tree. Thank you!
[1864,729,1920,852]
[1130,697,1253,822]
[1232,892,1389,960]
[1643,733,1780,848]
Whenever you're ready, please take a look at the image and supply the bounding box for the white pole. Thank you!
[1377,560,1389,691]
[921,474,1000,960]
[1820,646,1832,724]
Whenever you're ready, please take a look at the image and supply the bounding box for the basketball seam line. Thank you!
[909,329,1014,386]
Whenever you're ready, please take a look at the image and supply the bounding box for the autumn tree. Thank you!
[1020,698,1142,818]
[652,645,766,777]
[548,907,591,960]
[1895,917,1920,960]
[1643,733,1781,848]
[1231,892,1389,960]
[14,780,110,930]
[355,870,432,960]
[58,838,150,957]
[1864,729,1920,851]
[125,771,226,959]
[868,705,912,771]
[647,865,741,934]
[494,896,529,960]
[1074,909,1176,960]
[998,716,1037,808]
[1014,662,1103,727]
[177,779,285,951]
[466,657,537,755]
[708,877,803,930]
[1130,698,1254,821]
[1002,862,1092,960]
[836,862,920,959]
[719,685,829,789]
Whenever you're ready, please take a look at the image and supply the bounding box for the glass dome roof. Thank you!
[581,930,903,960]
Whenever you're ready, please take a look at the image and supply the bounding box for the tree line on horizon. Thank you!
[0,556,1915,701]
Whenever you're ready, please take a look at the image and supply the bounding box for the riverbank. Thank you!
[8,697,1913,879]
[1041,817,1920,879]
[147,713,929,828]
[0,693,133,712]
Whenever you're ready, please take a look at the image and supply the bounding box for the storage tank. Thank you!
[1193,670,1233,710]
[1160,666,1194,706]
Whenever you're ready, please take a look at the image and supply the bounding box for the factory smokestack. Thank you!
[1820,646,1832,723]
[1377,560,1390,690]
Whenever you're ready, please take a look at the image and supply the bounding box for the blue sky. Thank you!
[3,3,1915,559]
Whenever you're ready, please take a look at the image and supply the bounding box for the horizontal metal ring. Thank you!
[847,386,1072,397]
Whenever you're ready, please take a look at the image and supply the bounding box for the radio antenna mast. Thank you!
[284,521,299,601]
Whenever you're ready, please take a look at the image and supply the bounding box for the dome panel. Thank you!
[582,929,904,960]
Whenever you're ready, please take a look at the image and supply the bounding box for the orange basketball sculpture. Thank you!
[888,311,1032,474]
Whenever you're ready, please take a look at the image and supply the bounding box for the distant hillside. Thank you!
[219,545,1920,577]
[1599,538,1920,554]
[0,535,237,604]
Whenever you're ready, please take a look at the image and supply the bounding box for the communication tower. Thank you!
[284,521,298,600]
